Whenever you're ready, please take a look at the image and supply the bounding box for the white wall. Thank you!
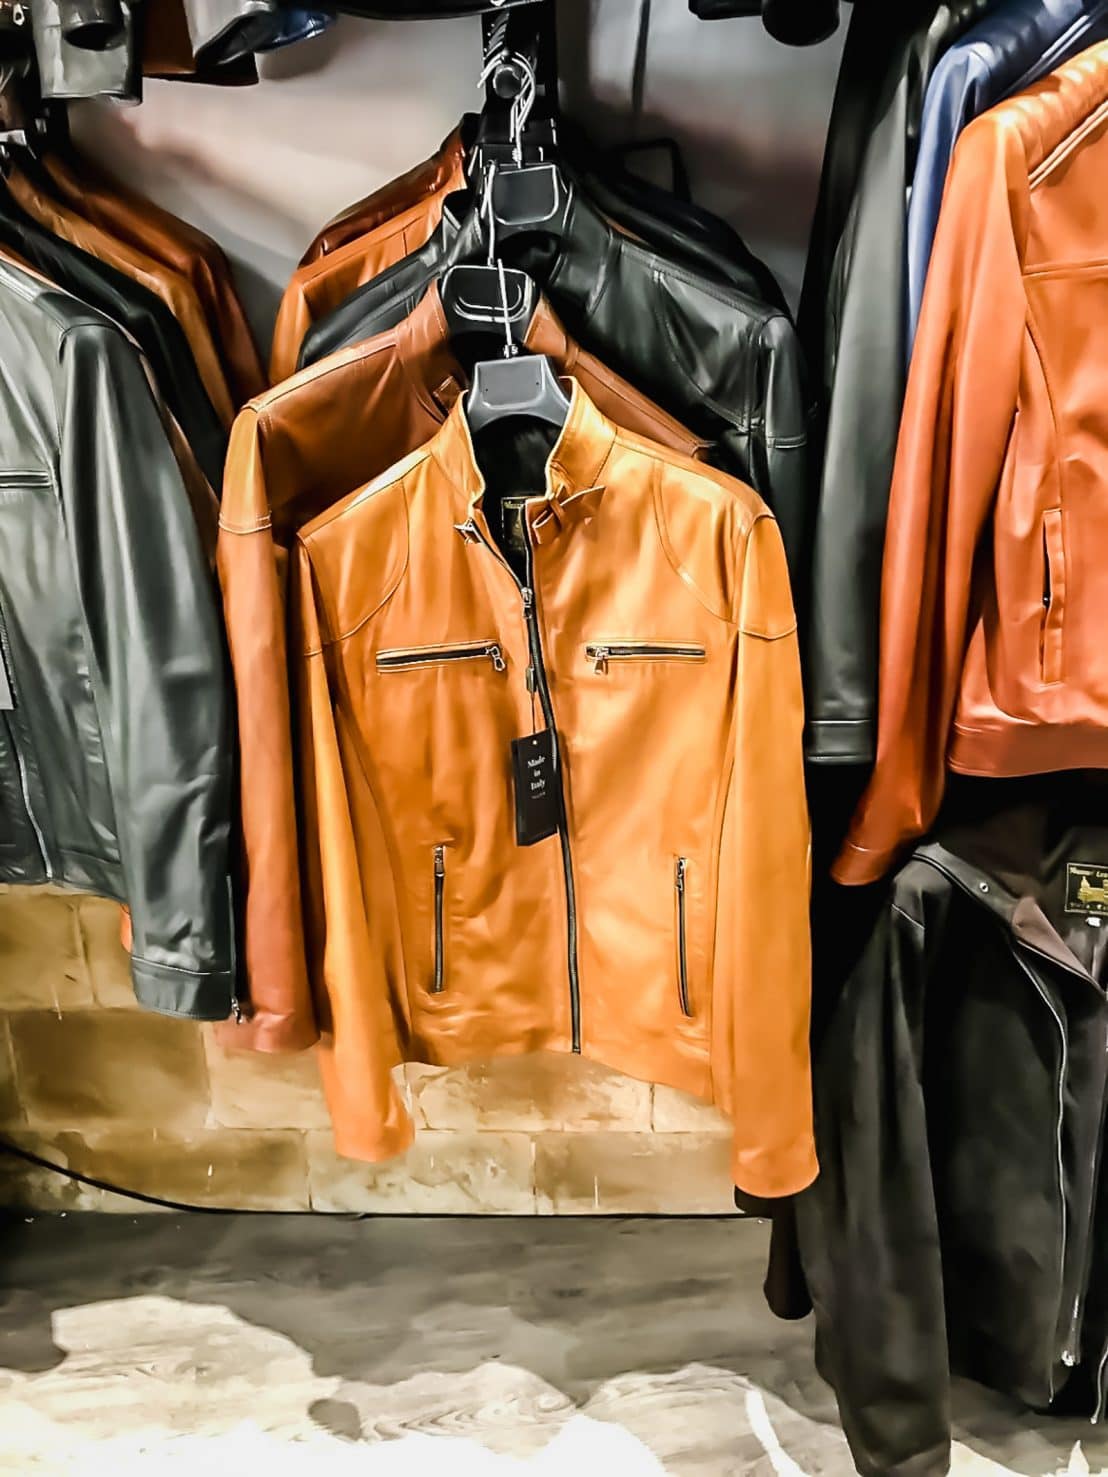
[73,0,845,355]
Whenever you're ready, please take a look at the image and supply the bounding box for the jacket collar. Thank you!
[395,281,582,422]
[915,839,1099,985]
[431,375,617,537]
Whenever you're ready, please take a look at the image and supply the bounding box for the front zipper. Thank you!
[458,515,582,1053]
[587,642,706,674]
[0,593,51,879]
[675,857,692,1017]
[377,641,506,674]
[431,844,446,994]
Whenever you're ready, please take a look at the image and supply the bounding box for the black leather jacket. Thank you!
[0,184,227,487]
[800,0,991,766]
[0,259,236,1020]
[299,189,815,579]
[798,779,1108,1477]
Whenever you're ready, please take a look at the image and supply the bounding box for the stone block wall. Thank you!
[0,888,736,1215]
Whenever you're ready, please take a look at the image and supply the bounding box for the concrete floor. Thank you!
[0,1214,1105,1476]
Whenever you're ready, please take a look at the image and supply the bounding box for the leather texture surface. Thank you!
[6,163,237,426]
[906,0,1108,356]
[289,380,814,1196]
[803,779,1108,1477]
[297,187,814,581]
[0,181,227,488]
[836,43,1108,886]
[800,0,991,767]
[43,149,266,406]
[0,254,235,1018]
[219,282,709,1055]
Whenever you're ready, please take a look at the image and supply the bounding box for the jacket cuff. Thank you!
[213,1008,320,1054]
[831,839,895,888]
[131,957,235,1021]
[804,715,876,765]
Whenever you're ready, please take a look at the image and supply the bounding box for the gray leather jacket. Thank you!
[0,259,236,1019]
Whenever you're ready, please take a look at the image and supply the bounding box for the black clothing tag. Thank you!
[511,729,559,846]
[1066,863,1108,917]
[0,645,13,711]
[501,496,530,566]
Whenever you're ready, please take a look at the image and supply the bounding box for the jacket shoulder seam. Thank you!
[648,452,739,628]
[301,473,411,648]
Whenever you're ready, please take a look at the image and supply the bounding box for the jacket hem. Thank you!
[212,1011,321,1054]
[131,958,234,1021]
[830,839,898,887]
[949,719,1108,776]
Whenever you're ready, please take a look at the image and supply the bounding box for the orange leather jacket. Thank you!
[836,44,1108,887]
[272,137,465,383]
[219,284,709,1055]
[43,152,265,406]
[298,127,465,266]
[292,382,815,1197]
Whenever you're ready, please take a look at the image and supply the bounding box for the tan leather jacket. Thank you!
[298,126,465,266]
[292,381,815,1197]
[43,151,265,406]
[836,44,1108,886]
[7,166,237,426]
[219,284,709,1055]
[271,148,465,383]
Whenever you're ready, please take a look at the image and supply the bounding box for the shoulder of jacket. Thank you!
[247,333,400,420]
[639,441,791,630]
[296,451,421,645]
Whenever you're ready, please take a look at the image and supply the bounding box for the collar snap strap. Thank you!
[532,483,606,545]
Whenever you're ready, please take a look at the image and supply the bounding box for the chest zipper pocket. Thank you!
[675,857,693,1018]
[587,642,706,674]
[431,845,446,994]
[377,642,506,674]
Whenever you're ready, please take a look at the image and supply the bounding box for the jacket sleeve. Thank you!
[293,540,414,1163]
[833,117,1026,886]
[712,512,816,1199]
[215,408,319,1053]
[59,321,235,1019]
[796,898,951,1477]
[270,276,312,385]
[756,313,814,596]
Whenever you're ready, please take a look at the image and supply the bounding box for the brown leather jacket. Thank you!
[293,380,814,1195]
[43,151,265,406]
[6,165,237,426]
[219,283,709,1055]
[836,44,1108,886]
[271,150,465,384]
[298,126,465,267]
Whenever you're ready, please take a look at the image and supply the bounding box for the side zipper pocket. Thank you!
[378,642,506,673]
[1041,509,1066,686]
[431,845,446,994]
[675,857,692,1018]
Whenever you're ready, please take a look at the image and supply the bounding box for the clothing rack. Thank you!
[481,0,558,135]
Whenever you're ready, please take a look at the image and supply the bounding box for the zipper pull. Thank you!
[592,646,610,674]
[526,665,537,693]
[521,587,534,613]
[454,519,481,545]
[676,857,687,893]
[434,845,445,879]
[488,644,507,673]
[1063,1296,1082,1368]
